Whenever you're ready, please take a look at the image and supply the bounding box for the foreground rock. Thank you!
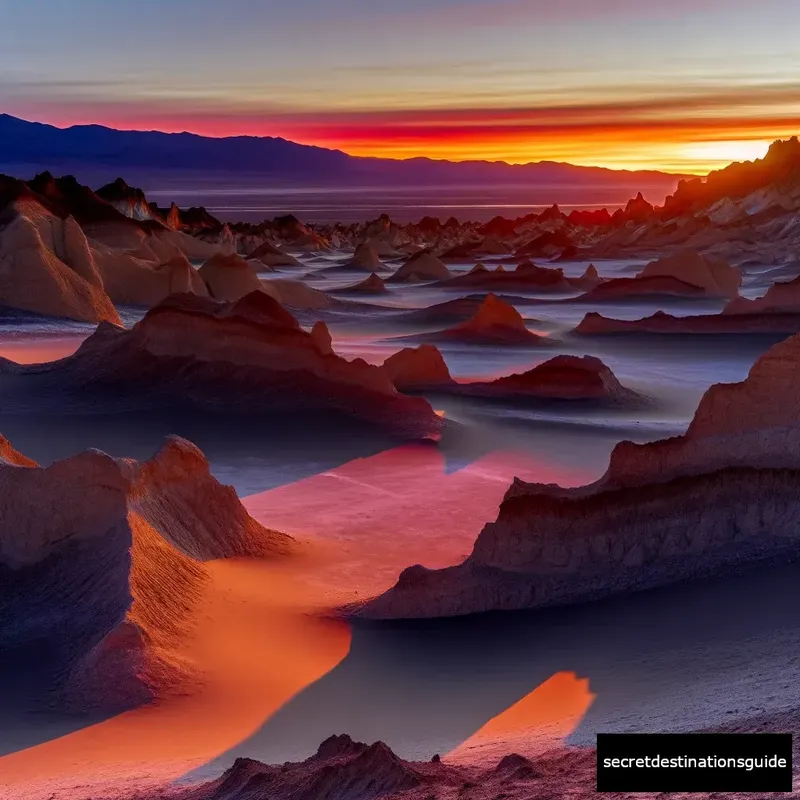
[361,332,800,618]
[0,435,292,712]
[143,715,800,800]
[4,292,442,440]
[172,734,594,800]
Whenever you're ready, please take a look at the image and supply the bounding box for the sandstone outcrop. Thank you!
[457,355,644,405]
[94,249,208,306]
[382,345,455,392]
[443,261,575,293]
[248,240,301,268]
[436,294,547,345]
[637,252,741,299]
[574,309,800,336]
[8,292,442,439]
[348,241,386,271]
[0,435,292,711]
[0,197,120,323]
[362,333,800,618]
[338,272,387,294]
[198,253,264,301]
[388,251,452,283]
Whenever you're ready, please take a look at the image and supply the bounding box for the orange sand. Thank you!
[0,558,351,798]
[0,445,597,798]
[447,672,596,764]
[243,444,591,603]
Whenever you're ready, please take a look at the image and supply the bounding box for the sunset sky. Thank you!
[1,0,798,174]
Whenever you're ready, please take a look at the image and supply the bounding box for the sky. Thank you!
[1,0,799,174]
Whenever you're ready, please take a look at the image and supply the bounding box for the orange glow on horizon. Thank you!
[14,104,799,175]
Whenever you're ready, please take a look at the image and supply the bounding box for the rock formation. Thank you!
[382,350,643,406]
[198,253,264,301]
[396,296,492,325]
[348,241,386,271]
[724,274,800,316]
[96,178,159,222]
[444,261,575,293]
[261,278,335,310]
[578,274,714,302]
[0,434,36,466]
[361,332,800,618]
[637,252,741,299]
[94,249,209,307]
[338,272,387,294]
[0,195,121,323]
[571,263,602,291]
[382,345,455,392]
[515,228,574,259]
[0,435,292,712]
[248,240,301,268]
[574,274,800,336]
[574,309,800,336]
[436,294,547,345]
[183,736,434,800]
[167,733,599,800]
[388,251,452,283]
[6,292,442,440]
[456,355,645,405]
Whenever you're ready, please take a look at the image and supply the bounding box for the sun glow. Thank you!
[679,139,772,167]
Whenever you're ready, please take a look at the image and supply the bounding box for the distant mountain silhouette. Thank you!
[0,114,687,192]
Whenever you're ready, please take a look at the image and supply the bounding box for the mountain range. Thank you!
[0,113,686,198]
